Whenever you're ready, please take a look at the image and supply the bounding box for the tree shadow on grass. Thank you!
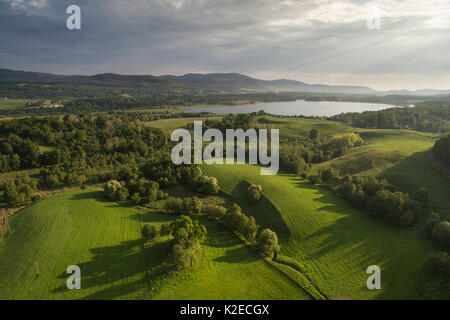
[126,212,175,224]
[213,246,259,264]
[69,191,111,203]
[229,180,291,241]
[381,151,450,212]
[52,238,172,300]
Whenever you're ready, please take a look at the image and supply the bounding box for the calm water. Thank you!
[184,100,394,117]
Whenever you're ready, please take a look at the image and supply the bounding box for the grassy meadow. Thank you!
[0,189,309,300]
[201,163,445,299]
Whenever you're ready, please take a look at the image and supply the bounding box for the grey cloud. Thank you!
[0,0,449,89]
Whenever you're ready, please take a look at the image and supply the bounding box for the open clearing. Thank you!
[201,163,444,299]
[308,129,450,216]
[0,190,309,300]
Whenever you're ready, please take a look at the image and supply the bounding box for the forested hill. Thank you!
[432,134,450,168]
[2,68,450,96]
[330,105,450,133]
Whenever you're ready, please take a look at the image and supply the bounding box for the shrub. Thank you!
[198,176,219,195]
[432,221,450,249]
[164,197,183,214]
[203,204,227,220]
[424,213,441,237]
[141,224,160,243]
[160,223,172,236]
[182,197,202,215]
[427,251,450,276]
[308,175,321,185]
[247,184,262,202]
[256,229,280,258]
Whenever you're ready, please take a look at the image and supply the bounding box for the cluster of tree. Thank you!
[187,113,254,132]
[425,216,450,250]
[141,215,207,270]
[164,197,203,215]
[330,106,450,133]
[1,176,39,206]
[280,130,363,175]
[0,134,40,172]
[427,251,450,277]
[180,167,219,195]
[432,133,450,168]
[312,168,450,251]
[203,203,280,258]
[246,184,262,202]
[0,115,188,207]
[104,176,168,204]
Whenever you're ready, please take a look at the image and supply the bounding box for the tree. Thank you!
[247,184,262,202]
[141,224,160,243]
[424,213,441,237]
[203,204,227,220]
[256,229,280,258]
[164,197,183,214]
[308,175,320,185]
[104,180,123,200]
[427,251,450,276]
[172,243,199,270]
[171,215,207,247]
[367,190,406,222]
[243,216,259,244]
[432,221,450,249]
[400,210,414,227]
[160,223,172,236]
[198,176,219,195]
[412,188,429,206]
[320,167,338,186]
[182,197,202,215]
[309,128,320,141]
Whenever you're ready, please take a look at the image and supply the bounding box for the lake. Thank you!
[184,100,394,117]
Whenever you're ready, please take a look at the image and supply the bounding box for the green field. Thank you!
[0,190,309,300]
[0,99,50,110]
[254,116,355,138]
[151,218,310,300]
[146,117,221,132]
[308,129,450,216]
[201,163,446,299]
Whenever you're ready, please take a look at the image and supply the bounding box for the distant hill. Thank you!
[1,68,449,96]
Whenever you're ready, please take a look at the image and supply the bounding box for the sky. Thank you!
[1,0,450,91]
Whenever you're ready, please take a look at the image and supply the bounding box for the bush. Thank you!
[197,176,219,195]
[308,175,321,185]
[432,221,450,249]
[400,210,414,227]
[424,213,441,237]
[164,197,183,214]
[172,243,199,270]
[427,251,450,276]
[141,224,160,243]
[203,204,227,220]
[31,194,42,202]
[182,197,202,215]
[160,223,172,236]
[247,184,262,202]
[256,229,280,258]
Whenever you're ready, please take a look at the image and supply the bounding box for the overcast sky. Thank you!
[1,0,449,90]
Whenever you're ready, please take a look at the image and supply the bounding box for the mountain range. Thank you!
[1,68,449,96]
